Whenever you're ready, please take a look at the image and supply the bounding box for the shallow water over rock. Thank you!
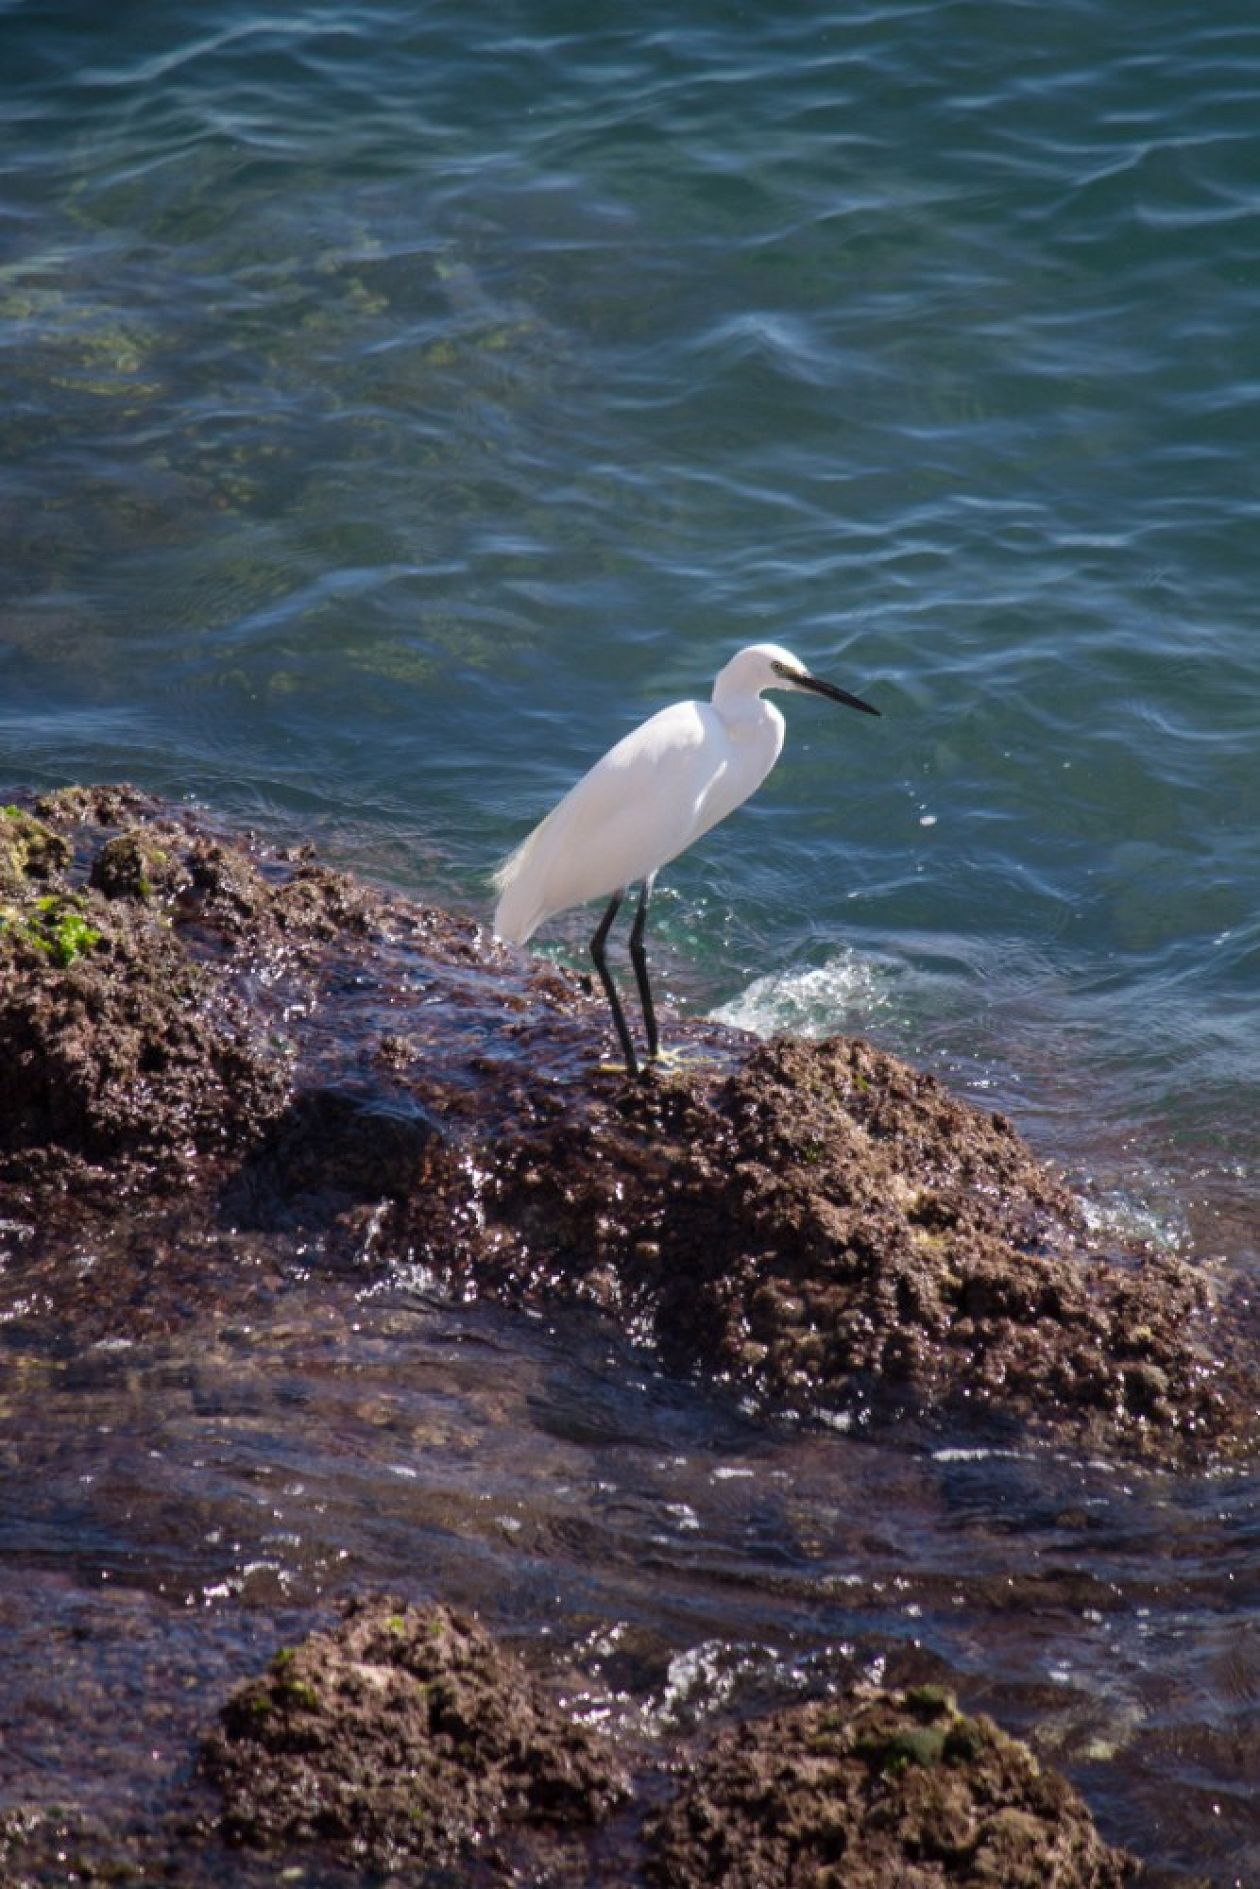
[1,1285,1254,1882]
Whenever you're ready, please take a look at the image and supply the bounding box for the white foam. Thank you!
[1079,1186,1187,1254]
[711,948,895,1041]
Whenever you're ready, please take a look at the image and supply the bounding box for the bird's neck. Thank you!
[712,681,776,735]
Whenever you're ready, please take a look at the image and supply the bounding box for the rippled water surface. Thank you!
[1,2,1257,1881]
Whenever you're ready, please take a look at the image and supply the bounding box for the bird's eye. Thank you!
[770,660,790,677]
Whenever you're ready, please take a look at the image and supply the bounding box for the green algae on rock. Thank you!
[646,1684,1140,1889]
[89,825,187,904]
[0,797,290,1174]
[0,804,71,896]
[0,892,101,968]
[202,1597,630,1874]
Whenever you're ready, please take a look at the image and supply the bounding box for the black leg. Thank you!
[628,871,659,1061]
[590,891,639,1075]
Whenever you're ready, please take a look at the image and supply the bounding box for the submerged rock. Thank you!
[202,1597,630,1875]
[0,1804,150,1888]
[647,1684,1139,1889]
[0,783,1249,1458]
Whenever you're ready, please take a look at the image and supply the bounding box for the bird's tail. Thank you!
[491,831,544,944]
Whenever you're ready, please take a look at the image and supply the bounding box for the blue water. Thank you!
[2,7,1259,1882]
[5,1,1259,1229]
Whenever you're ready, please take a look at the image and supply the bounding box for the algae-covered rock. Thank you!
[202,1598,630,1873]
[0,804,70,896]
[32,781,157,829]
[0,890,101,968]
[0,838,289,1171]
[184,1611,1147,1887]
[647,1685,1140,1888]
[393,1036,1229,1453]
[0,923,287,1168]
[0,784,1249,1460]
[89,824,189,903]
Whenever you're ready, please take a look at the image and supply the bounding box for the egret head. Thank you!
[715,643,880,716]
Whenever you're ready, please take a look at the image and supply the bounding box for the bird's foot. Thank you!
[647,1046,719,1073]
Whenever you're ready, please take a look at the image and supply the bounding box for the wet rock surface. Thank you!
[0,786,1247,1456]
[203,1596,631,1876]
[399,1036,1227,1453]
[0,1604,1142,1888]
[646,1683,1139,1889]
[0,786,1254,1886]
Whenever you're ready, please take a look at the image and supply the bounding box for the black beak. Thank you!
[785,667,881,716]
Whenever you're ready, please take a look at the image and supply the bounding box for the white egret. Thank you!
[493,642,880,1075]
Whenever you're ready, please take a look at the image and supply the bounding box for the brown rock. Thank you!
[202,1597,630,1873]
[0,785,1248,1458]
[646,1685,1140,1889]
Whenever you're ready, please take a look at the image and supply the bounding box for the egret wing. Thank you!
[494,701,723,939]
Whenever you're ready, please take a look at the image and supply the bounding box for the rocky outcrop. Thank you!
[203,1598,630,1876]
[647,1683,1138,1889]
[0,787,1248,1458]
